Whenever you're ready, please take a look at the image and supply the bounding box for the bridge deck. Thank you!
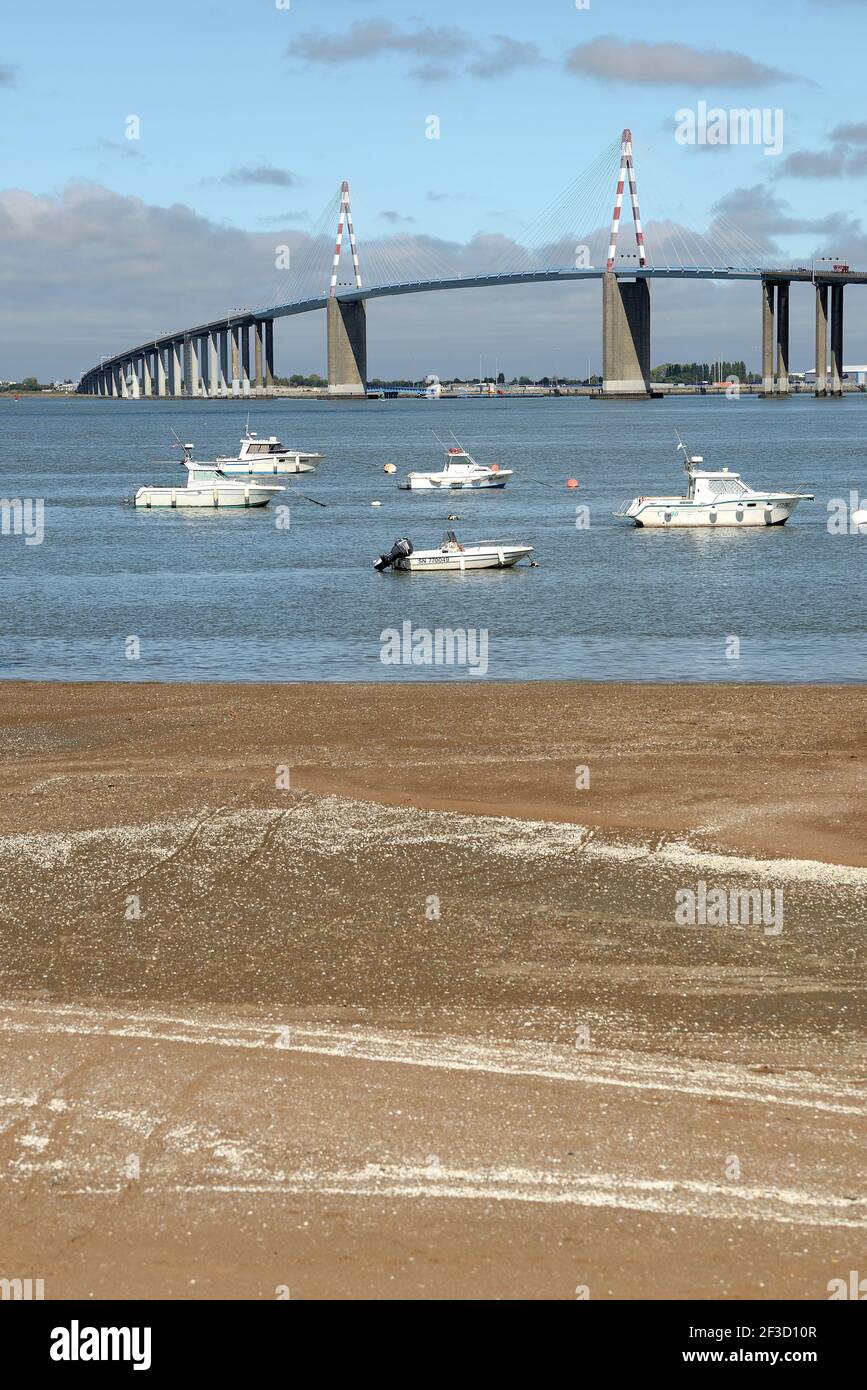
[80,267,867,380]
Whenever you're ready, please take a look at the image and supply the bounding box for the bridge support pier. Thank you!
[254,321,264,396]
[831,284,844,396]
[775,281,790,395]
[142,351,152,398]
[241,324,252,396]
[208,330,220,399]
[327,297,367,396]
[231,326,242,397]
[183,336,196,398]
[815,284,828,396]
[264,319,273,394]
[761,280,774,395]
[155,347,167,397]
[600,273,651,399]
[219,328,230,397]
[170,340,183,396]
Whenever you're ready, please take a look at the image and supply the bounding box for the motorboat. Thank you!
[399,438,512,491]
[135,458,284,509]
[614,434,813,528]
[374,531,533,571]
[215,425,323,475]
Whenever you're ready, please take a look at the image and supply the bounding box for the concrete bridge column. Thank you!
[170,341,183,396]
[218,328,229,397]
[120,361,131,398]
[830,284,844,396]
[241,324,251,396]
[775,281,790,395]
[760,280,775,397]
[230,326,241,397]
[155,347,167,397]
[264,319,275,395]
[327,298,367,396]
[182,337,194,398]
[600,273,650,399]
[208,330,221,398]
[254,321,264,395]
[142,351,153,398]
[815,284,829,397]
[197,335,207,395]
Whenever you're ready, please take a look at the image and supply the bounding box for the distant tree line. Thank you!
[0,377,43,392]
[273,374,328,388]
[651,361,757,385]
[275,363,765,389]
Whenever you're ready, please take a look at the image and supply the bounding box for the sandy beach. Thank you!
[0,681,864,1300]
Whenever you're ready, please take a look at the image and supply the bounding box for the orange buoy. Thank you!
[566,478,579,490]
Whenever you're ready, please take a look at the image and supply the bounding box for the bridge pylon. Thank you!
[600,130,653,399]
[327,182,368,396]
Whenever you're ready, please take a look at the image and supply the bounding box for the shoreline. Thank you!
[2,679,864,866]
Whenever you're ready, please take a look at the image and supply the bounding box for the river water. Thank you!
[1,393,864,682]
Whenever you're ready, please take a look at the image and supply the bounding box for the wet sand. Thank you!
[0,681,864,1300]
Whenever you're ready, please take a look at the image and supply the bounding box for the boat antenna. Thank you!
[674,430,692,475]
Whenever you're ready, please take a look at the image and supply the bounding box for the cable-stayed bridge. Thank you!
[78,131,865,401]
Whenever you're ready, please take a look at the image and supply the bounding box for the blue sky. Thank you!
[2,0,866,377]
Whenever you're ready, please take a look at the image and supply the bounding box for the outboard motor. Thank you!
[374,538,413,572]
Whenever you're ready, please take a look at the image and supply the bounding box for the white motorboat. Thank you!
[614,435,813,528]
[374,531,533,571]
[215,425,323,475]
[399,439,512,491]
[135,458,284,509]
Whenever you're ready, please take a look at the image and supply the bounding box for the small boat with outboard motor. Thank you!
[215,420,323,475]
[374,531,533,572]
[399,435,512,491]
[613,434,813,528]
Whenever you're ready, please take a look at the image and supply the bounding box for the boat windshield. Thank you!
[706,477,748,497]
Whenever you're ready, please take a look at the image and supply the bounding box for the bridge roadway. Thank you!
[77,265,867,400]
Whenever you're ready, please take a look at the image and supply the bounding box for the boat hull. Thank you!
[215,456,320,476]
[624,499,806,528]
[395,545,532,571]
[134,485,280,509]
[399,475,510,491]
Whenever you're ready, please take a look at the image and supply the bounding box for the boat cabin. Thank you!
[238,433,290,459]
[686,462,752,503]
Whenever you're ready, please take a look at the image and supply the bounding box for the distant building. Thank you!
[804,365,867,385]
